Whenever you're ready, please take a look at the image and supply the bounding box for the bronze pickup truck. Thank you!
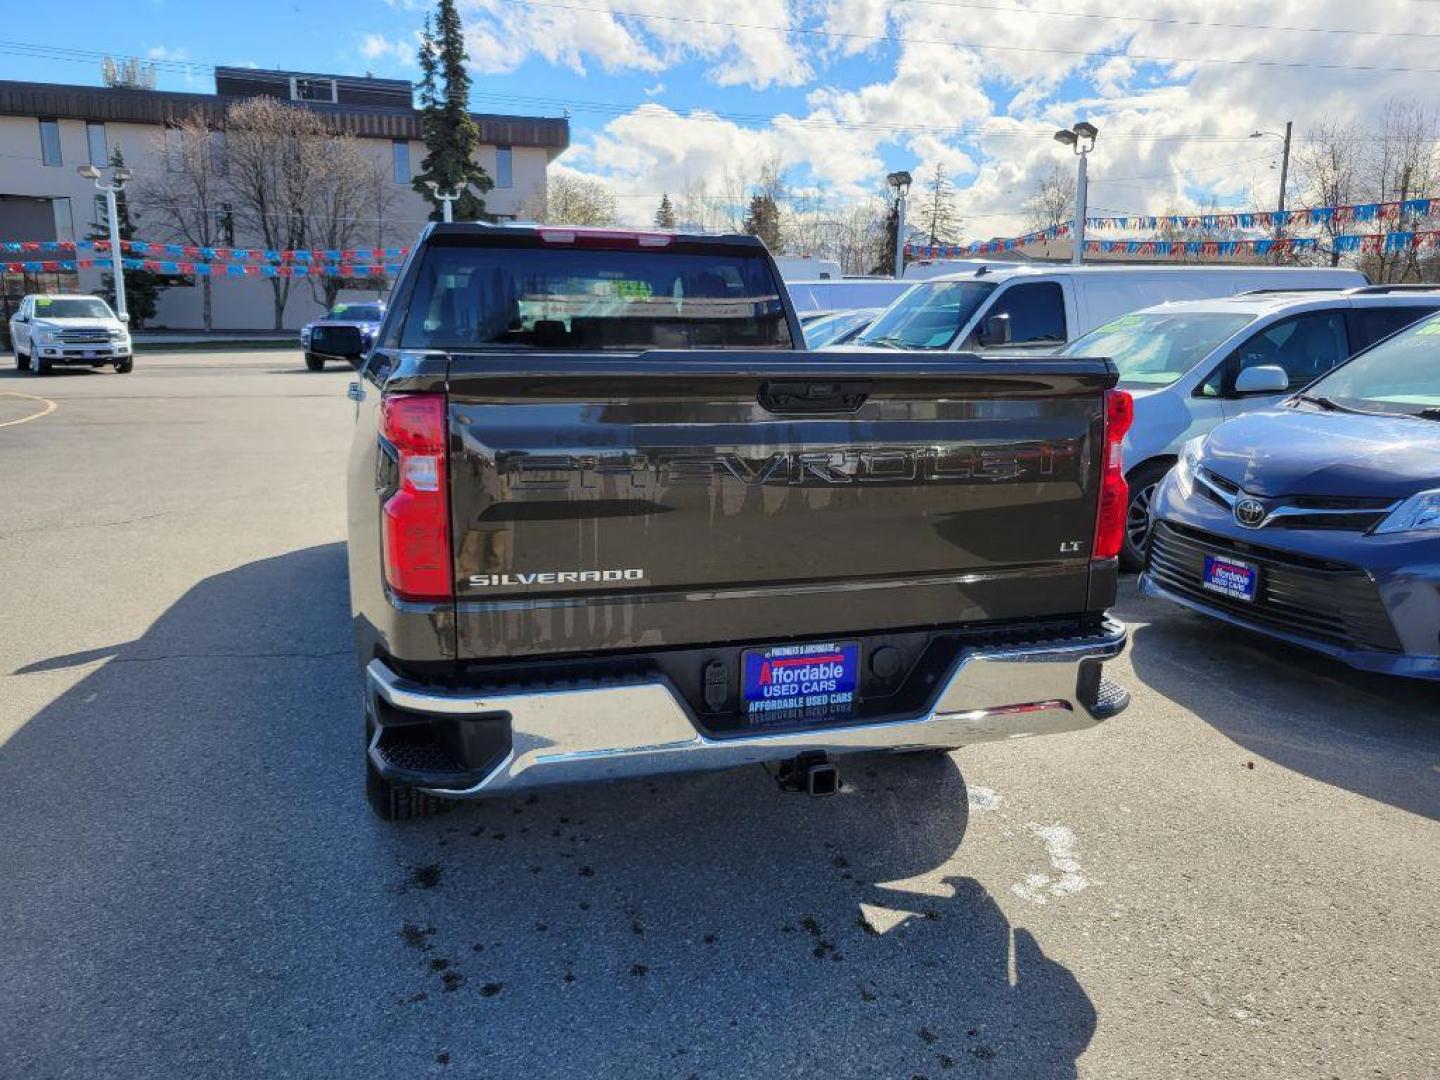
[339,223,1132,819]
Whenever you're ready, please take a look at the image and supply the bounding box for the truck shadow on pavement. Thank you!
[2,544,1095,1079]
[1119,584,1440,820]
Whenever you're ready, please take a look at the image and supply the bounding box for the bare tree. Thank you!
[223,97,326,329]
[303,136,395,310]
[1293,119,1364,267]
[523,173,618,226]
[1366,101,1439,282]
[132,110,228,330]
[1024,162,1074,235]
[917,164,962,247]
[1294,103,1440,280]
[676,174,723,232]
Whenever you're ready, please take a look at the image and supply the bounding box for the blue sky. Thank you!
[9,1,1440,235]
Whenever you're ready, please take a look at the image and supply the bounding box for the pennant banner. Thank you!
[1081,237,1319,258]
[1083,198,1437,233]
[905,223,1070,259]
[1,239,409,262]
[5,258,404,277]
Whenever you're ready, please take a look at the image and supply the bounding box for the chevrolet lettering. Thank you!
[505,443,1081,489]
[347,222,1132,820]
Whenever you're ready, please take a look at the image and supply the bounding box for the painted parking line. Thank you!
[0,391,58,428]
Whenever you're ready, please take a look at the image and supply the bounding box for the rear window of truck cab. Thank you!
[397,241,793,351]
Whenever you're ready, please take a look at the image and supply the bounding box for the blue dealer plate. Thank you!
[1202,554,1258,602]
[742,641,859,718]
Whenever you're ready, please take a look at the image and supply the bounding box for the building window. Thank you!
[38,119,61,166]
[495,146,513,189]
[216,202,235,246]
[290,76,337,103]
[86,122,109,167]
[392,140,410,184]
[50,197,74,242]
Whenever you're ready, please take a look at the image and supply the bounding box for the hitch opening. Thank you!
[772,752,840,797]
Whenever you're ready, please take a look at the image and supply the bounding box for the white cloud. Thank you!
[358,32,419,67]
[400,0,1440,238]
[458,0,808,88]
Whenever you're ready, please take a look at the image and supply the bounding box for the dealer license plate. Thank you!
[1202,554,1258,602]
[742,641,859,720]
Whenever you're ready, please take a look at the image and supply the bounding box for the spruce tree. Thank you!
[654,192,676,229]
[742,193,783,250]
[87,145,161,326]
[413,1,494,221]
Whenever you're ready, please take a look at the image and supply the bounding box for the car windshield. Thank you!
[856,281,995,349]
[804,309,877,349]
[398,243,792,350]
[1061,311,1254,387]
[32,297,112,319]
[327,303,384,322]
[1307,315,1440,414]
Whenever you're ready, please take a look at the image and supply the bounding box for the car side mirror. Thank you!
[12,315,25,324]
[979,312,1012,346]
[118,312,130,324]
[1233,365,1289,394]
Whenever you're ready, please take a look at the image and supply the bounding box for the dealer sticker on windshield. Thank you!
[742,641,859,719]
[1202,554,1258,602]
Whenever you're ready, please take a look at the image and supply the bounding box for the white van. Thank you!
[772,255,844,281]
[903,258,1024,280]
[787,278,914,315]
[841,264,1368,355]
[1056,285,1440,566]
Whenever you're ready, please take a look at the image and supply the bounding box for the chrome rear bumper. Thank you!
[366,618,1128,798]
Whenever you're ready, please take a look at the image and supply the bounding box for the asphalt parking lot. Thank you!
[2,351,1438,1080]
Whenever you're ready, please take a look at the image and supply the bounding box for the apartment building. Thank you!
[0,68,569,330]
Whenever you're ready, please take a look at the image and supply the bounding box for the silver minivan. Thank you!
[1059,286,1440,566]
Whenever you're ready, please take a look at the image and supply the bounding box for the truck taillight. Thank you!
[380,393,452,602]
[1092,389,1134,561]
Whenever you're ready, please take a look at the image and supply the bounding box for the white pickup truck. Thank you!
[9,294,133,375]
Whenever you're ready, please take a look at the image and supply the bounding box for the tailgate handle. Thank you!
[758,380,870,414]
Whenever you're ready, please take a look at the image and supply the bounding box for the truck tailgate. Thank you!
[446,351,1114,659]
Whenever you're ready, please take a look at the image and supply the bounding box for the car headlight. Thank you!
[1373,488,1440,534]
[37,329,60,344]
[108,327,127,341]
[1172,435,1206,500]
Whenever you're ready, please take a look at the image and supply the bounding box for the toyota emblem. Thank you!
[1234,498,1266,528]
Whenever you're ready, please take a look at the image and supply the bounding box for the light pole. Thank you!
[77,162,133,320]
[1250,121,1293,226]
[887,170,913,279]
[1054,122,1098,266]
[425,180,461,223]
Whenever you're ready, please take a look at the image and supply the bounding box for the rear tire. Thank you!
[1121,460,1174,571]
[114,357,133,374]
[305,352,325,371]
